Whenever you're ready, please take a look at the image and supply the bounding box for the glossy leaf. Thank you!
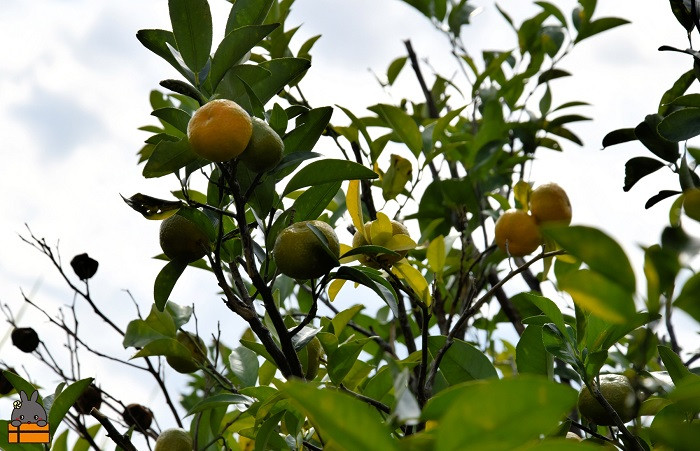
[225,0,274,34]
[387,56,407,85]
[368,104,423,157]
[169,0,212,74]
[659,107,700,141]
[543,225,635,292]
[154,259,188,311]
[151,107,190,134]
[136,29,194,82]
[523,292,567,336]
[558,269,636,324]
[423,376,578,450]
[332,266,399,317]
[624,157,666,191]
[658,69,696,116]
[658,345,695,384]
[143,136,201,178]
[292,181,342,221]
[283,380,399,451]
[230,346,259,388]
[282,106,333,155]
[516,325,552,377]
[283,159,377,196]
[428,336,498,391]
[635,114,679,162]
[48,378,93,438]
[327,338,371,385]
[210,24,278,89]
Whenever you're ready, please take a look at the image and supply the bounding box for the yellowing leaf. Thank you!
[370,212,393,245]
[385,234,416,252]
[427,235,446,274]
[381,154,412,201]
[513,180,532,211]
[392,260,431,306]
[339,243,360,263]
[346,180,365,238]
[328,279,347,301]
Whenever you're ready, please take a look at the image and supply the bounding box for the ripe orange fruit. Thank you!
[577,374,638,426]
[273,220,340,279]
[159,214,210,263]
[494,209,541,257]
[239,117,284,173]
[187,99,253,162]
[683,188,700,221]
[154,428,193,451]
[529,183,572,225]
[166,331,207,374]
[352,219,410,268]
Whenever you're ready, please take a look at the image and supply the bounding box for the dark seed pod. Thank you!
[12,327,40,353]
[0,368,17,395]
[70,253,99,280]
[123,403,153,433]
[74,384,102,415]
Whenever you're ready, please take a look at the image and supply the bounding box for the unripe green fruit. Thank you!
[577,374,638,426]
[159,214,210,263]
[238,117,284,173]
[273,220,339,280]
[303,337,323,380]
[154,428,193,451]
[166,331,206,374]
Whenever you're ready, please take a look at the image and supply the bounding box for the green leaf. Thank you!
[159,79,206,105]
[584,311,654,352]
[123,304,177,348]
[210,24,278,89]
[229,346,259,388]
[327,338,371,385]
[282,159,377,196]
[535,1,568,27]
[544,225,635,292]
[169,0,212,75]
[646,189,682,209]
[136,29,194,83]
[331,304,364,336]
[635,114,679,162]
[387,56,407,85]
[669,0,696,32]
[73,424,102,451]
[254,410,286,451]
[332,266,399,317]
[602,127,636,148]
[516,325,552,377]
[225,0,273,34]
[292,182,342,221]
[282,380,399,451]
[659,69,696,116]
[151,107,191,134]
[658,345,695,384]
[659,107,700,142]
[368,104,423,157]
[154,259,188,311]
[537,68,571,85]
[624,157,666,192]
[675,272,700,322]
[522,292,567,336]
[559,269,636,324]
[143,136,201,178]
[48,378,93,439]
[282,106,333,155]
[185,393,253,417]
[576,17,629,43]
[427,336,498,392]
[541,323,579,367]
[423,375,578,450]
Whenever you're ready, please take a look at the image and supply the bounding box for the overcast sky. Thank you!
[1,0,699,446]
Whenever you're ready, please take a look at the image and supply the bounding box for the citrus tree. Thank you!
[2,0,699,450]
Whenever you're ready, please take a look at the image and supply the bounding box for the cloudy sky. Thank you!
[1,0,699,446]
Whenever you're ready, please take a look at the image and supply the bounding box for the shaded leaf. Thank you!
[283,159,378,196]
[659,107,700,141]
[602,128,636,148]
[635,114,679,162]
[624,157,666,192]
[169,0,212,74]
[154,259,188,311]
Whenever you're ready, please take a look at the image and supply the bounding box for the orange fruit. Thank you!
[159,214,210,263]
[239,117,284,173]
[577,374,638,426]
[273,220,340,279]
[352,219,410,268]
[529,183,572,225]
[187,99,253,162]
[494,209,541,257]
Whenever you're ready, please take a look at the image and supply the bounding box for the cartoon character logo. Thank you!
[7,390,50,444]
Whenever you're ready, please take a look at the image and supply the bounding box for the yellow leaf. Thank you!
[339,243,360,263]
[346,180,365,238]
[427,235,446,274]
[328,279,347,301]
[370,212,393,245]
[513,180,532,211]
[381,153,413,201]
[384,234,416,252]
[392,260,431,306]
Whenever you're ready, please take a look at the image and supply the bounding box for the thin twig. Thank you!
[91,408,138,451]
